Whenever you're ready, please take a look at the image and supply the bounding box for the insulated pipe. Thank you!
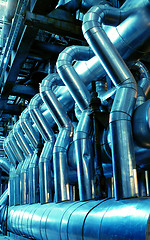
[82,4,138,200]
[7,131,24,163]
[57,47,95,200]
[133,100,150,148]
[40,73,73,202]
[7,197,150,240]
[29,94,55,204]
[20,108,39,149]
[0,157,10,174]
[13,120,33,205]
[0,188,8,223]
[3,139,16,167]
[131,61,150,107]
[57,46,93,111]
[73,109,94,200]
[13,121,33,156]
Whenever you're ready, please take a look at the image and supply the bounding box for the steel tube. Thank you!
[82,3,138,200]
[7,197,150,240]
[40,74,73,202]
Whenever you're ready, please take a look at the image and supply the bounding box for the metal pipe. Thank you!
[57,46,93,111]
[20,108,39,149]
[40,73,73,202]
[7,197,150,239]
[29,94,55,204]
[13,121,33,156]
[73,109,94,200]
[82,4,138,200]
[3,139,16,167]
[0,157,10,174]
[7,131,24,163]
[57,46,96,200]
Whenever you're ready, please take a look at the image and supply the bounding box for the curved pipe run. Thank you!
[82,4,138,200]
[40,73,73,202]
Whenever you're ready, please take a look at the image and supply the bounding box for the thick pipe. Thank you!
[29,94,55,204]
[57,46,93,111]
[73,109,94,200]
[133,100,150,148]
[57,46,96,200]
[40,73,73,202]
[7,197,150,240]
[82,4,138,200]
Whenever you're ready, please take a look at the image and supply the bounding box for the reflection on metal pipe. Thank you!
[40,73,73,202]
[29,94,55,204]
[74,109,94,200]
[83,3,138,200]
[7,197,150,240]
[20,108,39,149]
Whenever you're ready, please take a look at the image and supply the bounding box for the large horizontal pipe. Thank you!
[7,197,150,240]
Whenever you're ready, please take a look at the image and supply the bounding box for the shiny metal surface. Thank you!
[8,131,24,163]
[13,121,33,156]
[14,162,22,206]
[3,139,16,167]
[83,3,138,200]
[74,109,94,200]
[29,93,56,204]
[20,156,31,205]
[57,46,92,111]
[7,197,150,240]
[133,100,150,148]
[29,94,54,141]
[40,74,73,202]
[29,150,40,204]
[39,141,53,204]
[0,157,10,174]
[20,108,39,149]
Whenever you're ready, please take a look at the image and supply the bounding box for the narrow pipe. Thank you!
[13,121,33,156]
[13,120,33,205]
[40,73,73,202]
[29,94,55,204]
[7,131,24,163]
[20,108,39,149]
[82,4,138,199]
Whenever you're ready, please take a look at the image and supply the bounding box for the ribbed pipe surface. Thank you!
[7,198,150,240]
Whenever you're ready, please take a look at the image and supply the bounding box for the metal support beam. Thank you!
[12,84,38,97]
[0,26,38,97]
[25,9,84,41]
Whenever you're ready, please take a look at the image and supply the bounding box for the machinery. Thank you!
[0,0,150,239]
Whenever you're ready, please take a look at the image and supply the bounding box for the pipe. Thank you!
[7,131,24,163]
[13,121,33,156]
[73,109,94,200]
[57,46,93,111]
[82,4,138,200]
[133,100,150,148]
[40,73,73,202]
[29,94,55,204]
[3,139,16,167]
[20,108,39,149]
[14,162,23,206]
[0,188,8,223]
[13,120,33,205]
[0,157,10,174]
[57,46,96,200]
[7,197,150,239]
